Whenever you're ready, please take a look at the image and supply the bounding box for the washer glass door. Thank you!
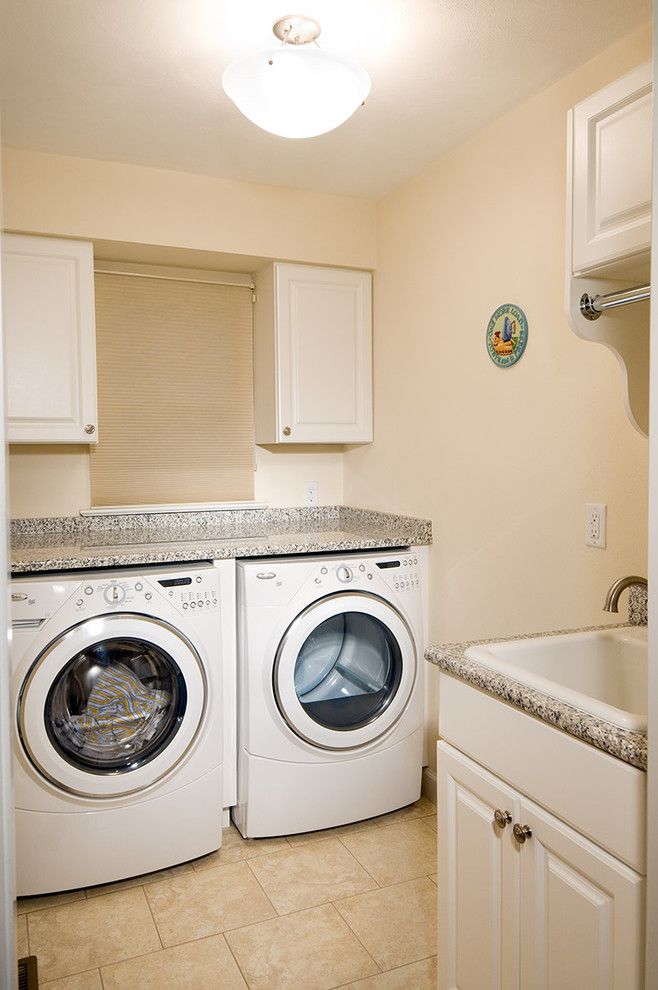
[19,613,207,798]
[274,593,416,750]
[45,636,186,775]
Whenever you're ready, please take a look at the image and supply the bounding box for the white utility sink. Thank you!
[464,626,647,731]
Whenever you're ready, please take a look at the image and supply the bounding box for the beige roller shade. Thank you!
[90,273,254,506]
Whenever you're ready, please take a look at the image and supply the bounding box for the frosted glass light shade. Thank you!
[222,46,371,139]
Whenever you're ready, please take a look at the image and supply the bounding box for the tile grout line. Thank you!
[327,899,382,978]
[244,857,284,918]
[334,834,382,889]
[333,952,439,986]
[221,931,253,990]
[139,883,165,951]
[334,823,438,891]
[331,952,436,990]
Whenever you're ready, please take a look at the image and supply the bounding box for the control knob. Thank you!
[103,584,126,606]
[336,565,353,584]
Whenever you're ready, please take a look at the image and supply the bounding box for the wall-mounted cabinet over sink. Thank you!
[566,61,652,437]
[570,61,652,276]
[3,234,98,444]
[254,263,373,444]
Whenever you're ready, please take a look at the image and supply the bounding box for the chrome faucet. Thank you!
[603,575,647,613]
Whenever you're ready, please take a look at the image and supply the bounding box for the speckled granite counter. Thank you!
[11,505,431,574]
[426,624,647,770]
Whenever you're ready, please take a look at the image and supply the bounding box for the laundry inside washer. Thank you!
[46,642,184,768]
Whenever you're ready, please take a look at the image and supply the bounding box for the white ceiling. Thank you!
[0,0,651,200]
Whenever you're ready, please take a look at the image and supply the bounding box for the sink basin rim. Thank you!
[464,627,647,733]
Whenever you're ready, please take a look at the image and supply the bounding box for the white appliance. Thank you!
[234,549,426,838]
[11,562,229,896]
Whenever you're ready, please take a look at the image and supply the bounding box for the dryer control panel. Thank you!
[305,551,422,597]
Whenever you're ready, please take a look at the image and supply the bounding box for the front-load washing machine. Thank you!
[234,548,426,838]
[11,562,225,895]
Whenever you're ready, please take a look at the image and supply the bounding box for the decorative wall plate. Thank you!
[486,304,528,368]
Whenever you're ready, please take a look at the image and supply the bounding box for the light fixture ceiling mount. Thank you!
[271,15,321,46]
[222,14,371,140]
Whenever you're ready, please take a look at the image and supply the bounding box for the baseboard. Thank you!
[421,766,437,803]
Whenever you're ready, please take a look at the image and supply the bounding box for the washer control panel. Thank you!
[70,569,220,615]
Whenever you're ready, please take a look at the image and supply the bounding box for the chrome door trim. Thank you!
[272,591,417,751]
[17,612,208,799]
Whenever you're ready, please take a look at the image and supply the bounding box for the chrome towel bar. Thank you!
[580,283,650,321]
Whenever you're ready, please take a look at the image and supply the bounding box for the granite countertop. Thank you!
[426,622,647,770]
[11,505,431,573]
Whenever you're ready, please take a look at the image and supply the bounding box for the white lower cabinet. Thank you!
[438,741,644,990]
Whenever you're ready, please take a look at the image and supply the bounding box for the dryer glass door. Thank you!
[274,592,416,750]
[294,612,402,731]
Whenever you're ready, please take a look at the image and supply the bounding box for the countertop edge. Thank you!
[11,533,429,574]
[426,625,647,771]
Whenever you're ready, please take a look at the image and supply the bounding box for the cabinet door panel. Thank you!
[519,797,644,990]
[276,264,372,443]
[438,742,519,990]
[572,61,652,273]
[4,235,98,443]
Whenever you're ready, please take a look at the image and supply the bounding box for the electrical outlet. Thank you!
[304,482,319,506]
[585,503,606,548]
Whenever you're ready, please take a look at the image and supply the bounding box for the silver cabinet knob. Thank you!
[84,424,96,435]
[513,823,533,844]
[493,809,512,829]
[282,426,292,437]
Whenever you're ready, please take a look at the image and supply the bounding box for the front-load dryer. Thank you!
[11,562,224,895]
[234,549,426,838]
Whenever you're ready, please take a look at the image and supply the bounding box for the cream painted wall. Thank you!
[254,446,344,507]
[342,24,651,762]
[2,150,376,270]
[3,151,377,515]
[8,442,345,516]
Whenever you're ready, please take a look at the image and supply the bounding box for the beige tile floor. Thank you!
[16,797,438,990]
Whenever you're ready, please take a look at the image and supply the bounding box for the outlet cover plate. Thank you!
[585,503,607,548]
[304,482,319,507]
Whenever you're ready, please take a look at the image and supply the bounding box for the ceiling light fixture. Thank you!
[222,15,371,140]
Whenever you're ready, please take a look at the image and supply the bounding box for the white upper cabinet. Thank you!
[3,234,98,443]
[254,263,372,444]
[570,61,652,274]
